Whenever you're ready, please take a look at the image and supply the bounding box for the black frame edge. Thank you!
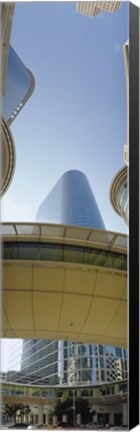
[129,2,139,430]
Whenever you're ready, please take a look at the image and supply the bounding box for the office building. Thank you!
[2,45,35,125]
[110,41,129,224]
[15,170,128,387]
[1,5,35,196]
[76,2,122,18]
[37,170,105,229]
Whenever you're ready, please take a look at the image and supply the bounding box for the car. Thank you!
[111,426,128,431]
[7,424,42,430]
[27,426,42,430]
[8,423,31,429]
[57,421,78,429]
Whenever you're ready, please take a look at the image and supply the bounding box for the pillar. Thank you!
[53,415,58,426]
[123,402,128,425]
[45,412,49,425]
[110,413,114,426]
[38,405,43,424]
[62,414,68,422]
[93,412,97,423]
[76,413,81,425]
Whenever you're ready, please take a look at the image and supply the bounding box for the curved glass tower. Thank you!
[37,170,105,229]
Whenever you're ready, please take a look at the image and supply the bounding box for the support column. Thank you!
[123,402,128,425]
[45,412,49,425]
[110,413,114,426]
[93,412,97,423]
[62,414,68,422]
[76,413,81,425]
[38,405,43,424]
[53,415,58,426]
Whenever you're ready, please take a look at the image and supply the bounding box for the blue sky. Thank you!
[1,2,129,371]
[2,1,129,233]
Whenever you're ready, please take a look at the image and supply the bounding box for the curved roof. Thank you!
[1,223,128,348]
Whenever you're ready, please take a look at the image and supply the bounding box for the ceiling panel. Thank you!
[82,298,122,334]
[64,269,97,294]
[33,267,65,292]
[59,294,91,332]
[33,292,63,331]
[3,292,33,329]
[105,302,127,338]
[3,263,32,291]
[94,273,127,299]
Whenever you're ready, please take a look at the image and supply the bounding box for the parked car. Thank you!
[57,421,78,429]
[8,423,31,429]
[111,426,128,430]
[27,426,42,430]
[7,424,41,430]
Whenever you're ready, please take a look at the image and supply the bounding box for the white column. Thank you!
[123,402,128,425]
[62,414,68,422]
[45,412,49,425]
[76,413,81,425]
[93,412,97,423]
[38,405,43,424]
[53,415,58,426]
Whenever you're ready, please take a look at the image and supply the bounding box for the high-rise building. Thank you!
[76,2,122,18]
[37,170,105,229]
[109,41,129,225]
[2,45,35,125]
[18,170,128,386]
[0,5,35,197]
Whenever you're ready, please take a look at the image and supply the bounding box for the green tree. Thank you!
[76,398,92,424]
[3,403,31,423]
[53,394,92,425]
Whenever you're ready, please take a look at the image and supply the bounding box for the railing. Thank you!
[1,223,127,254]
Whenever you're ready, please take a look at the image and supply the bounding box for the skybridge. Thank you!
[1,223,127,348]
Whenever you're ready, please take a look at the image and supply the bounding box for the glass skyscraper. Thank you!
[37,170,105,229]
[2,45,35,125]
[16,170,128,387]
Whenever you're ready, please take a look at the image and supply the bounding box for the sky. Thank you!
[1,1,129,372]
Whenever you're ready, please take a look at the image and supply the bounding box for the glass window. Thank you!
[2,46,34,123]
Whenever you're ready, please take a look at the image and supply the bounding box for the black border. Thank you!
[129,2,139,429]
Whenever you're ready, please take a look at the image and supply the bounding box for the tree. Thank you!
[76,398,92,424]
[53,393,92,425]
[3,403,31,423]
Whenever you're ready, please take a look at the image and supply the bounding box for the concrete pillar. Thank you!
[110,413,114,426]
[123,402,128,425]
[38,405,43,424]
[76,413,81,425]
[93,412,97,423]
[62,414,68,422]
[53,415,58,426]
[45,412,49,425]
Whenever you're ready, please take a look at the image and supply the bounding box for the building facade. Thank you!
[14,170,129,387]
[76,2,122,18]
[37,170,105,229]
[1,4,35,196]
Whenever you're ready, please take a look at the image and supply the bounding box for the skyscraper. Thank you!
[37,170,105,229]
[76,2,122,18]
[1,4,35,196]
[19,170,128,386]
